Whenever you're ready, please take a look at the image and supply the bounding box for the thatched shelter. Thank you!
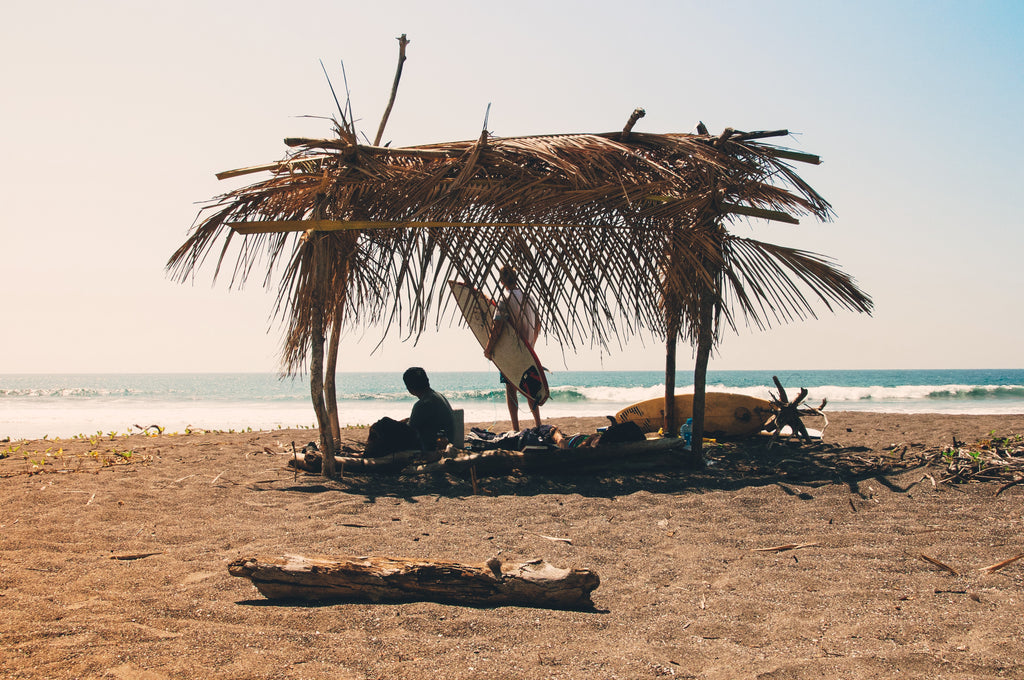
[169,47,871,471]
[169,121,870,457]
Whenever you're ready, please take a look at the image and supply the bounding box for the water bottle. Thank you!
[680,418,693,447]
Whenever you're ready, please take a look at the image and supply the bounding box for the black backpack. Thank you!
[594,420,645,447]
[364,417,420,458]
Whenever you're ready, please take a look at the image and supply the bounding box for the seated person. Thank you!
[403,367,456,453]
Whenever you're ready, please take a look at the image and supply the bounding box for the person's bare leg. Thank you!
[528,398,541,429]
[505,383,520,431]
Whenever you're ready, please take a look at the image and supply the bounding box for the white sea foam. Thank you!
[568,382,1024,408]
[0,401,320,440]
[0,398,620,440]
[3,373,1024,440]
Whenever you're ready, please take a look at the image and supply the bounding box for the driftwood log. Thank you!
[291,437,699,476]
[413,436,697,475]
[228,554,599,610]
[290,448,423,473]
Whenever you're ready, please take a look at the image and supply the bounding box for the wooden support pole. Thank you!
[310,306,335,475]
[310,233,336,476]
[664,321,678,437]
[691,300,714,462]
[229,554,600,610]
[324,299,343,448]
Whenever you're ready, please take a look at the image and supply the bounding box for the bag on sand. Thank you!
[364,417,420,458]
[593,420,645,447]
[518,424,560,449]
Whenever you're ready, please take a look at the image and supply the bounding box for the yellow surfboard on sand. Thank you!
[614,393,774,437]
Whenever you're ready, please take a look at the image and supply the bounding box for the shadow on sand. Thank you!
[280,438,932,504]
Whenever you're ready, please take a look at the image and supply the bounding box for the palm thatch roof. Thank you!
[168,121,872,371]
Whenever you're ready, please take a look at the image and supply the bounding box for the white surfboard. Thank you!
[449,280,549,406]
[771,425,824,440]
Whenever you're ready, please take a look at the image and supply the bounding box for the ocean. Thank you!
[2,369,1024,440]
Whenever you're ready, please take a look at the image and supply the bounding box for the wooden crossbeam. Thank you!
[761,148,821,165]
[718,202,800,224]
[645,196,800,225]
[731,129,789,142]
[227,219,632,235]
[215,157,328,181]
[282,138,460,158]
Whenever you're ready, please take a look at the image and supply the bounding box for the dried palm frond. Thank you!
[168,123,871,376]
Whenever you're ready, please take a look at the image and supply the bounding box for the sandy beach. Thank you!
[3,411,1024,679]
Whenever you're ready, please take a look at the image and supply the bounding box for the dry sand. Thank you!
[2,412,1024,679]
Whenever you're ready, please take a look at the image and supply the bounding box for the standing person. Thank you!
[403,367,455,454]
[484,266,542,431]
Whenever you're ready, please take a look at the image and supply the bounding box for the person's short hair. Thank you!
[499,265,518,287]
[403,366,430,392]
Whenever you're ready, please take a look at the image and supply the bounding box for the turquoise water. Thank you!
[2,370,1024,439]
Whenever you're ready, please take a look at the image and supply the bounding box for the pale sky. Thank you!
[2,1,1021,374]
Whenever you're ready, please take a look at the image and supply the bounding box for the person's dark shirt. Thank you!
[408,389,455,452]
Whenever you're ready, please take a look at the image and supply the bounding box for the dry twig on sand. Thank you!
[110,552,164,561]
[752,542,819,553]
[979,553,1024,574]
[919,553,959,576]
